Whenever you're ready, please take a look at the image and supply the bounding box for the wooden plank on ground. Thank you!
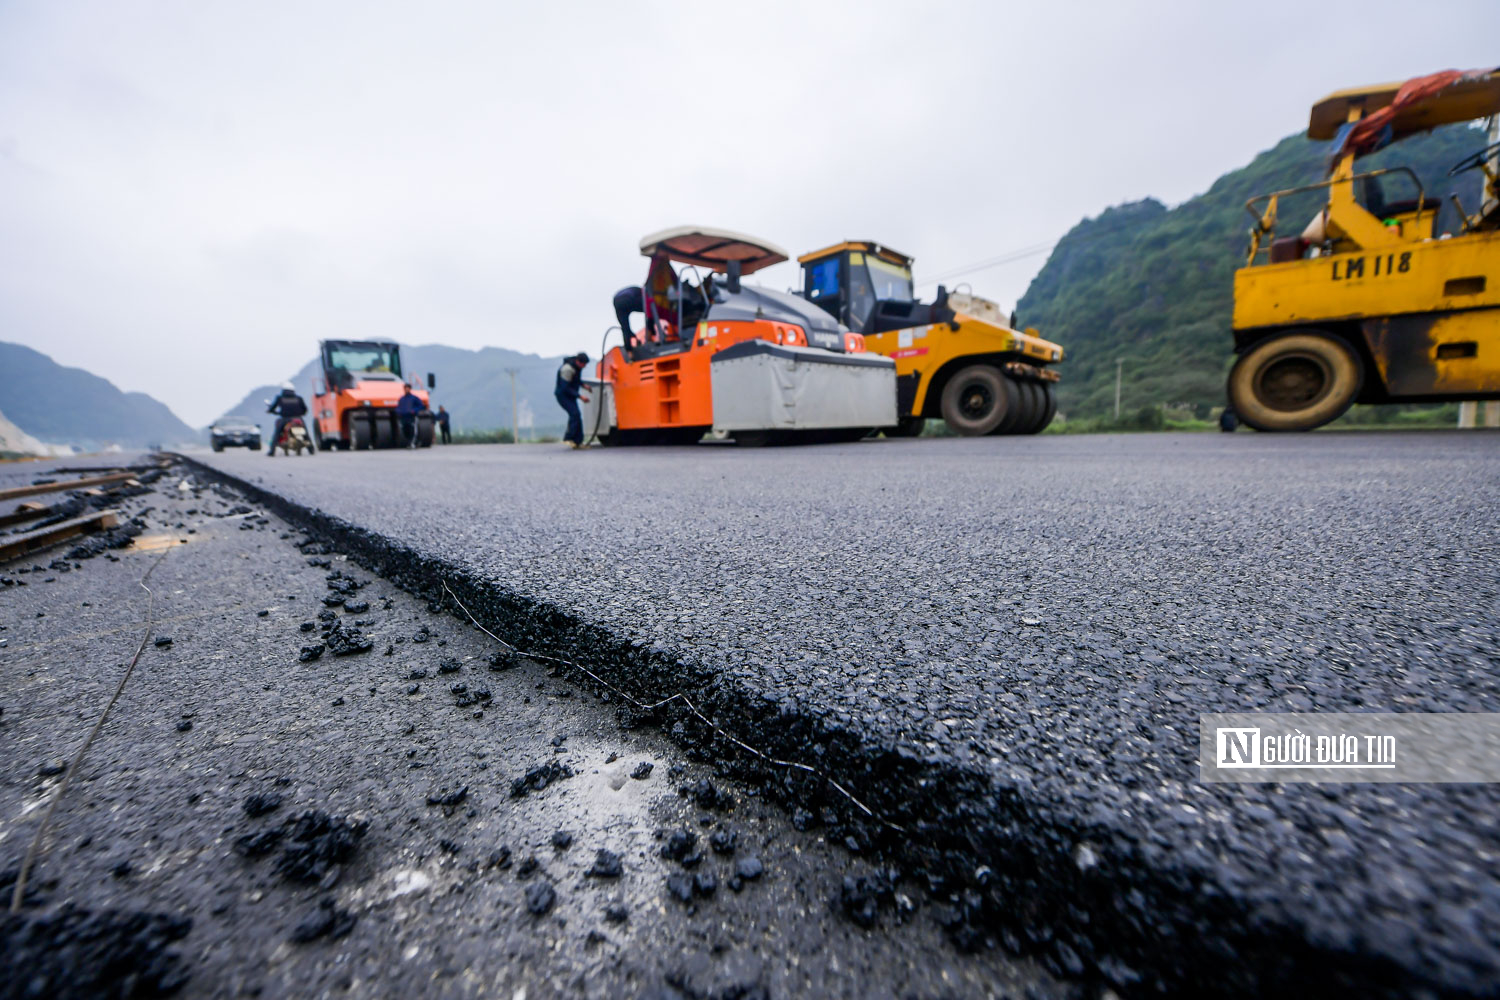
[0,472,137,502]
[0,501,51,529]
[0,510,121,563]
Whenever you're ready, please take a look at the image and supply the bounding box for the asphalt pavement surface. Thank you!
[185,430,1500,997]
[1,459,1061,999]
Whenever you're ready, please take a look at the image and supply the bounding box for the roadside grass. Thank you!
[914,402,1466,436]
[447,429,563,445]
[449,429,515,444]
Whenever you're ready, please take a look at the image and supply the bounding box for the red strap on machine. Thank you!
[1337,68,1491,159]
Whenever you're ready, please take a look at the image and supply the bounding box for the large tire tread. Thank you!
[940,365,1014,436]
[1228,331,1363,432]
[349,416,372,451]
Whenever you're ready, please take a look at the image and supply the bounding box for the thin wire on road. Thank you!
[10,547,172,913]
[440,581,907,834]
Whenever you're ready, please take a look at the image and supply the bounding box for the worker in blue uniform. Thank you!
[554,353,590,449]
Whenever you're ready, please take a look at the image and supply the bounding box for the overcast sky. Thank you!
[1,1,1496,425]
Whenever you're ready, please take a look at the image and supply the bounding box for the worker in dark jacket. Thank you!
[554,352,589,449]
[436,405,451,444]
[613,286,643,351]
[266,381,308,456]
[396,385,424,446]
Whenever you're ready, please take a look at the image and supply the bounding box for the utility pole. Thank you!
[1114,358,1125,421]
[505,368,520,443]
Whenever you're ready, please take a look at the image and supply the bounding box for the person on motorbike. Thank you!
[267,382,309,456]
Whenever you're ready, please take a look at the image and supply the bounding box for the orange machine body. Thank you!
[600,318,836,434]
[588,226,888,446]
[310,339,434,450]
[312,379,429,442]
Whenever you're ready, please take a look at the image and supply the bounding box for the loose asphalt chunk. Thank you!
[508,761,573,798]
[243,793,283,818]
[233,811,367,886]
[288,899,356,945]
[586,849,623,879]
[0,905,192,998]
[523,882,556,917]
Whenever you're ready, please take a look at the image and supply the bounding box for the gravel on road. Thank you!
[190,431,1500,996]
[1,460,1060,999]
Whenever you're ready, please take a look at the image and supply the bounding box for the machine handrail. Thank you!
[1243,166,1428,264]
[675,264,711,338]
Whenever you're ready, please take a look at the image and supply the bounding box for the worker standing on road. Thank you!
[554,352,590,450]
[436,405,451,444]
[266,382,308,457]
[397,384,423,447]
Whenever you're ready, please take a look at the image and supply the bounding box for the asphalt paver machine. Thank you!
[797,242,1065,436]
[584,227,897,446]
[1229,67,1500,430]
[312,340,437,449]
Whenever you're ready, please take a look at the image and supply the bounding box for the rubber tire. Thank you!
[349,416,372,450]
[1022,381,1050,433]
[251,438,262,451]
[211,441,223,452]
[987,374,1027,435]
[940,365,1015,436]
[1012,382,1046,434]
[1004,379,1039,434]
[374,418,394,449]
[416,415,435,448]
[1032,383,1058,433]
[886,417,926,438]
[1228,332,1363,432]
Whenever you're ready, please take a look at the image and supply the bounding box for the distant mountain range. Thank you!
[216,344,572,437]
[1016,124,1487,419]
[0,405,72,457]
[9,123,1483,451]
[0,341,198,451]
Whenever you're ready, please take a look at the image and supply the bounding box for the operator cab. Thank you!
[321,340,403,391]
[798,241,954,335]
[1259,69,1500,264]
[625,226,851,358]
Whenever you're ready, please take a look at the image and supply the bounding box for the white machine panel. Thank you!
[709,342,896,432]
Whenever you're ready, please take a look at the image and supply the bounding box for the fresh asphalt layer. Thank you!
[189,431,1500,996]
[1,460,1061,999]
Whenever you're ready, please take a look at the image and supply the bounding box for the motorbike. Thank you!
[275,417,314,456]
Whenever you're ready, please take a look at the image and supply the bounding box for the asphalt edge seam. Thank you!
[170,454,1436,998]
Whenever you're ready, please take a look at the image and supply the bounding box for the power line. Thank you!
[913,213,1166,289]
[916,240,1059,287]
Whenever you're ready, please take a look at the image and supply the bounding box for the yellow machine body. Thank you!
[1229,69,1500,430]
[797,241,1066,435]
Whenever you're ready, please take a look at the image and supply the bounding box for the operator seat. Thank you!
[1360,173,1441,220]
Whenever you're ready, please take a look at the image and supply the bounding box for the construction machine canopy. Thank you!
[638,226,788,275]
[797,241,913,267]
[1310,68,1500,157]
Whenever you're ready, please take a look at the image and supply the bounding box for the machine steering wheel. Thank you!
[1447,140,1500,177]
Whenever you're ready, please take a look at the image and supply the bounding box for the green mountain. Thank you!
[0,340,198,449]
[1016,124,1490,419]
[216,344,573,438]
